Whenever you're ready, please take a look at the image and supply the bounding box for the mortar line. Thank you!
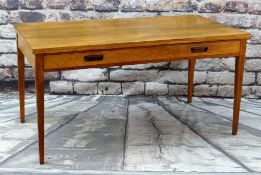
[0,96,106,165]
[122,97,129,170]
[155,97,253,173]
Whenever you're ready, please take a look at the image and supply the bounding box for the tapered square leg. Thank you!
[35,55,45,164]
[188,59,196,103]
[232,40,246,135]
[17,38,25,123]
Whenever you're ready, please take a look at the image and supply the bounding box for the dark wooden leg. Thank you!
[35,55,45,164]
[232,40,246,135]
[17,44,25,123]
[188,59,196,103]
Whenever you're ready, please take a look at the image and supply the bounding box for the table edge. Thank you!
[30,35,251,55]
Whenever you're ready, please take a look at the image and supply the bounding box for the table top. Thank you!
[14,15,250,54]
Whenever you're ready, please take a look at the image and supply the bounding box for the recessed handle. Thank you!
[191,47,208,53]
[84,55,104,62]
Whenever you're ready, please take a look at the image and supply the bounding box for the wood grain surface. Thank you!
[13,15,250,54]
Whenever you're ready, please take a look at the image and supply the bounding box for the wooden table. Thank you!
[14,15,250,164]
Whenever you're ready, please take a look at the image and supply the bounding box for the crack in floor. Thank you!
[122,97,129,170]
[139,105,163,159]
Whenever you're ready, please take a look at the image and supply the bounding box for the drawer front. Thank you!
[44,41,240,71]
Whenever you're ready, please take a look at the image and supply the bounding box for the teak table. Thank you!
[14,15,251,164]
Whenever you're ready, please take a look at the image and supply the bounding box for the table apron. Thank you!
[43,40,241,71]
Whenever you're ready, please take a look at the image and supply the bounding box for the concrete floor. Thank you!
[0,93,261,175]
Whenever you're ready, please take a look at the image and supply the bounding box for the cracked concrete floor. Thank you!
[0,93,261,175]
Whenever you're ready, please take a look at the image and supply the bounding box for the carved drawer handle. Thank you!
[191,47,208,53]
[84,55,104,62]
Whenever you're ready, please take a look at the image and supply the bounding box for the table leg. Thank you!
[17,43,25,123]
[35,55,45,164]
[188,59,196,103]
[232,40,246,135]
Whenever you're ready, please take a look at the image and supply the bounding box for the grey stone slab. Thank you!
[1,95,127,171]
[128,122,191,135]
[0,118,64,163]
[0,94,37,110]
[0,93,24,101]
[76,96,128,120]
[158,97,261,172]
[0,119,37,130]
[127,133,210,147]
[0,139,32,163]
[186,99,261,131]
[163,97,204,112]
[0,122,37,140]
[223,146,261,172]
[125,97,245,172]
[201,98,261,116]
[27,111,78,126]
[46,119,126,138]
[2,146,123,170]
[0,93,55,105]
[27,96,103,125]
[45,133,123,149]
[0,95,82,123]
[125,144,245,172]
[1,94,261,173]
[227,98,261,105]
[46,96,99,112]
[0,96,104,165]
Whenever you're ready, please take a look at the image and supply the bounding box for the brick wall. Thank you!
[0,0,261,97]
